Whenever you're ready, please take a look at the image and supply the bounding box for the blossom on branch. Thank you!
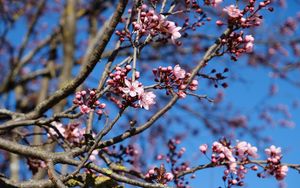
[119,4,182,44]
[48,121,65,137]
[173,64,186,79]
[139,91,156,110]
[122,79,144,97]
[236,141,258,159]
[223,5,242,18]
[159,17,182,43]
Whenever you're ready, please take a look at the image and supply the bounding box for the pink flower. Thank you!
[159,16,182,43]
[245,35,254,42]
[177,90,187,98]
[189,79,199,91]
[236,141,258,159]
[164,172,174,181]
[48,121,65,137]
[223,5,242,18]
[68,127,85,144]
[224,147,236,163]
[166,21,182,43]
[80,104,91,114]
[157,154,164,160]
[89,150,99,161]
[173,64,186,79]
[212,142,236,163]
[199,144,208,153]
[245,42,254,53]
[149,168,155,175]
[265,145,282,164]
[122,79,144,97]
[276,165,288,180]
[265,145,282,156]
[139,91,156,110]
[229,162,237,174]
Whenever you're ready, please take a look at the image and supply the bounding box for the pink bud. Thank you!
[157,154,164,160]
[251,165,258,171]
[232,179,238,185]
[216,20,224,26]
[126,65,132,70]
[199,144,208,153]
[90,90,95,96]
[148,169,155,175]
[75,94,81,99]
[99,103,106,108]
[135,71,140,78]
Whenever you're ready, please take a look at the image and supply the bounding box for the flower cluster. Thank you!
[262,145,288,180]
[73,90,106,115]
[220,1,272,29]
[122,79,143,98]
[236,141,258,160]
[145,164,174,185]
[47,122,98,160]
[199,139,259,187]
[139,91,156,110]
[211,141,238,173]
[156,139,192,187]
[223,5,243,18]
[153,65,198,98]
[199,140,289,186]
[47,121,65,137]
[106,66,156,110]
[132,5,182,43]
[222,32,255,60]
[116,4,182,44]
[48,122,84,144]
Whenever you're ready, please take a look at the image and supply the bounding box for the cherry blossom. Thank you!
[159,18,182,43]
[223,5,242,18]
[173,64,186,79]
[119,5,182,44]
[236,141,258,159]
[73,90,106,115]
[164,172,174,181]
[153,65,199,98]
[122,79,144,97]
[245,35,255,53]
[139,91,156,110]
[245,35,254,43]
[48,121,65,137]
[89,150,99,161]
[80,104,91,114]
[265,145,282,163]
[276,165,288,180]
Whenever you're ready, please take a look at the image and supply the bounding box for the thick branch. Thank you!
[27,0,128,119]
